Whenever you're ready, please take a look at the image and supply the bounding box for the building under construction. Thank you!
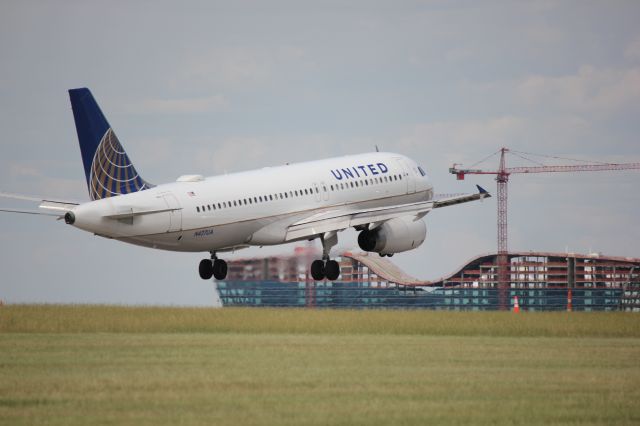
[217,247,640,311]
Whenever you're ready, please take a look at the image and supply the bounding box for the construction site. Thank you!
[216,248,640,311]
[217,148,640,311]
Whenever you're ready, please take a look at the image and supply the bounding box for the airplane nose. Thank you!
[64,211,75,225]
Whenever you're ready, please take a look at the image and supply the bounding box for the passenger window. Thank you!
[196,206,200,213]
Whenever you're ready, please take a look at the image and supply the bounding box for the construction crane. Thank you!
[449,147,640,310]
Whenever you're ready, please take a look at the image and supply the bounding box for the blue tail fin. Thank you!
[69,88,153,200]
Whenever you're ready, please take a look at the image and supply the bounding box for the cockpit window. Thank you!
[418,166,427,177]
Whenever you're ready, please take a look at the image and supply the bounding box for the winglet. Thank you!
[476,185,491,197]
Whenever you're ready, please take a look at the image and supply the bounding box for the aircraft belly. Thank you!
[114,191,431,253]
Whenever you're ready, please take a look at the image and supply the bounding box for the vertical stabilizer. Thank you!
[69,88,153,200]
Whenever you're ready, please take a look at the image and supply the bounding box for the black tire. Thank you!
[213,259,228,280]
[310,259,325,280]
[325,260,340,281]
[199,259,214,280]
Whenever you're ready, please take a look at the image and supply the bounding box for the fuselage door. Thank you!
[320,181,329,201]
[162,192,182,233]
[395,158,416,194]
[313,183,322,202]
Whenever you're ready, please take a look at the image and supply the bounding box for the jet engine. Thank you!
[357,216,427,255]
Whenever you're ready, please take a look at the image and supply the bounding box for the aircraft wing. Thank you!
[432,185,490,208]
[285,185,490,241]
[0,191,79,217]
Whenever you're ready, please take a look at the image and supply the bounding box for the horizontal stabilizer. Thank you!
[40,200,79,212]
[0,208,62,217]
[0,191,78,217]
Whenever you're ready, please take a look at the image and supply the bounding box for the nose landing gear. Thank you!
[199,252,228,280]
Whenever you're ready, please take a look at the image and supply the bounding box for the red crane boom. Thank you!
[449,147,640,310]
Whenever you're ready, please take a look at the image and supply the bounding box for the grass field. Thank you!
[1,306,639,425]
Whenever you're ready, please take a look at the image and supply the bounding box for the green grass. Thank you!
[1,306,639,425]
[2,305,639,337]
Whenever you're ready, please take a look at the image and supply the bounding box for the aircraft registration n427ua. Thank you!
[1,88,490,281]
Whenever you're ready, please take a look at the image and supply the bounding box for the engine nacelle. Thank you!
[357,216,427,255]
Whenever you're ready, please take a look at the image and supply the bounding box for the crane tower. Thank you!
[450,147,640,310]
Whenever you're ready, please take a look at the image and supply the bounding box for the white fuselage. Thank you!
[69,152,433,252]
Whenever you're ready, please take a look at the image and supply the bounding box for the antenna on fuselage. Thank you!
[375,145,380,152]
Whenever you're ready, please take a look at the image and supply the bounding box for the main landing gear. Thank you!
[310,258,340,281]
[310,231,341,281]
[199,252,228,280]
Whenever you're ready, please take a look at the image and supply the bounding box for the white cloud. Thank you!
[127,95,229,114]
[183,45,311,90]
[624,36,640,61]
[396,116,527,167]
[516,66,640,113]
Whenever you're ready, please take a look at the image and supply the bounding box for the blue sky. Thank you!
[1,1,639,305]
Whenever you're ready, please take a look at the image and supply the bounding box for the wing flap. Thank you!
[286,201,434,241]
[285,186,490,241]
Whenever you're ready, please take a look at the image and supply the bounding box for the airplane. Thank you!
[1,88,490,281]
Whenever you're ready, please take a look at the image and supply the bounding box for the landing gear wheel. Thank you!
[324,260,340,281]
[199,259,213,280]
[310,260,325,280]
[213,259,228,280]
